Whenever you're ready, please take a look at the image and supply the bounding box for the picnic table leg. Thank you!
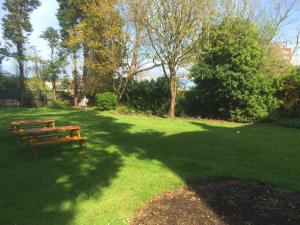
[32,146,38,158]
[16,134,20,144]
[26,138,31,151]
[10,124,15,137]
[79,140,85,152]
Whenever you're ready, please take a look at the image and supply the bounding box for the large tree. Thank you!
[145,0,214,117]
[57,0,84,105]
[2,0,40,106]
[219,0,299,43]
[67,0,123,96]
[40,27,62,100]
[27,47,48,106]
[0,41,10,72]
[115,0,161,101]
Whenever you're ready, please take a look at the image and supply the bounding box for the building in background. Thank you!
[272,42,300,66]
[272,42,292,62]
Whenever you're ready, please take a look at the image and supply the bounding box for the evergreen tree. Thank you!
[40,27,61,100]
[2,0,40,106]
[57,0,84,105]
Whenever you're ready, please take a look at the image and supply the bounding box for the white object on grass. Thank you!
[79,96,89,111]
[236,131,240,134]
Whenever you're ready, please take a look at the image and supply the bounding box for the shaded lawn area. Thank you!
[0,108,299,225]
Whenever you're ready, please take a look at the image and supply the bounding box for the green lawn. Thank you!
[0,108,300,225]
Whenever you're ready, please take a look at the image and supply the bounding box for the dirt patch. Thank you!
[132,180,300,225]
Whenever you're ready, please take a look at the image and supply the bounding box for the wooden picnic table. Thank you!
[10,119,56,127]
[23,125,80,136]
[24,125,87,157]
[10,119,56,143]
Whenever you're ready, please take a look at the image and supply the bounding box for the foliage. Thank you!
[0,41,10,66]
[2,0,40,45]
[57,0,84,43]
[57,91,73,103]
[0,73,19,91]
[114,0,155,101]
[2,0,41,106]
[60,76,72,91]
[145,0,213,117]
[191,18,279,122]
[277,118,300,129]
[51,99,70,109]
[23,91,35,107]
[40,27,66,99]
[261,47,294,77]
[57,0,83,103]
[278,67,300,117]
[199,17,263,75]
[40,27,60,56]
[123,77,170,115]
[114,104,136,115]
[95,92,118,111]
[67,0,123,95]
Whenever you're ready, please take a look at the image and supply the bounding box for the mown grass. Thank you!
[0,108,299,225]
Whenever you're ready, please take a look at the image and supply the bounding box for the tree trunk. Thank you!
[72,54,79,106]
[168,65,177,118]
[52,77,56,100]
[16,43,25,107]
[83,43,89,92]
[117,25,142,101]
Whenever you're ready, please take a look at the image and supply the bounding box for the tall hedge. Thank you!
[123,77,170,114]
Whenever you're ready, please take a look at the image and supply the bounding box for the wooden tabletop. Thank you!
[11,119,55,125]
[22,126,80,135]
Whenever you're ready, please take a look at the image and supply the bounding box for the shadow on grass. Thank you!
[0,109,299,224]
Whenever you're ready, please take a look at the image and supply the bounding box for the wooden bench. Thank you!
[10,120,56,143]
[0,99,20,108]
[25,126,87,157]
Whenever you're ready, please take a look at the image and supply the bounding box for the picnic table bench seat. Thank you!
[28,136,87,157]
[25,125,87,157]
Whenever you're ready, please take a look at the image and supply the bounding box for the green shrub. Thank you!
[95,92,117,111]
[114,105,136,115]
[189,17,280,122]
[123,77,169,115]
[277,118,300,129]
[23,91,35,107]
[51,99,70,109]
[278,67,300,117]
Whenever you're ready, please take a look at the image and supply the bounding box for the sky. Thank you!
[0,0,300,74]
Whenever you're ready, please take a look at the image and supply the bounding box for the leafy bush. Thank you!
[95,92,117,111]
[123,77,169,115]
[191,66,280,122]
[114,105,136,115]
[189,18,279,122]
[57,91,73,104]
[51,99,70,109]
[277,118,300,129]
[23,91,35,107]
[278,67,300,117]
